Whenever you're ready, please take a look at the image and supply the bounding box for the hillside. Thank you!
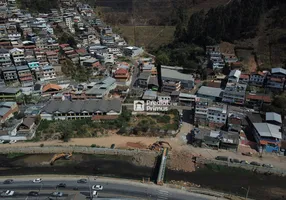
[96,0,229,26]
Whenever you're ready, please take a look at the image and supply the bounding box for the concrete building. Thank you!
[267,68,286,90]
[207,104,228,127]
[37,65,56,81]
[1,66,18,84]
[161,68,194,92]
[0,87,21,101]
[252,123,282,152]
[16,65,33,87]
[0,48,12,67]
[249,71,267,86]
[10,48,25,66]
[123,46,143,57]
[197,86,223,101]
[222,69,247,105]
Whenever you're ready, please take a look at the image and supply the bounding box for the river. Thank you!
[0,154,285,200]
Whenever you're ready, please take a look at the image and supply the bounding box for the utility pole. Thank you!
[88,177,92,198]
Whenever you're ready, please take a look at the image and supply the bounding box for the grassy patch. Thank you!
[7,153,26,159]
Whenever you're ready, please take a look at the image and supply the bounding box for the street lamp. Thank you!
[241,186,250,200]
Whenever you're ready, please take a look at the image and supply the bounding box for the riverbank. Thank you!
[0,153,285,200]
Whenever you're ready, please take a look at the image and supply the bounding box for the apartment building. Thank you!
[249,71,268,86]
[266,68,286,90]
[27,60,40,71]
[10,48,25,66]
[37,65,56,81]
[123,46,143,57]
[161,68,194,93]
[16,65,33,87]
[222,82,247,105]
[207,104,228,127]
[0,48,12,67]
[1,66,18,84]
[195,99,228,127]
[46,51,59,65]
[222,69,247,105]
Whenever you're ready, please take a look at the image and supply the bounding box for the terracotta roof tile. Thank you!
[42,83,62,93]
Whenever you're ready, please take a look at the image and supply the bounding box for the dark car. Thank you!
[262,163,274,168]
[233,159,240,163]
[28,191,39,196]
[3,179,13,184]
[57,183,66,188]
[77,179,88,183]
[215,156,228,161]
[110,144,115,149]
[250,161,261,166]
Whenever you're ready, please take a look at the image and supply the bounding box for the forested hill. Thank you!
[175,0,285,45]
[156,0,286,72]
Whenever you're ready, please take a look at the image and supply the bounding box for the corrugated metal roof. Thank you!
[266,112,282,123]
[197,86,223,98]
[253,123,282,139]
[42,99,121,114]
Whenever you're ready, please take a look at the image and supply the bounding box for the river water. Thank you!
[0,154,285,200]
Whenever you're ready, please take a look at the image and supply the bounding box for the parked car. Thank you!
[0,140,4,144]
[3,179,13,184]
[92,191,98,197]
[215,156,228,161]
[110,144,115,149]
[262,164,274,168]
[52,192,63,197]
[250,161,261,166]
[57,183,66,188]
[28,191,39,196]
[230,158,240,163]
[240,160,249,164]
[77,178,87,183]
[33,178,42,183]
[92,185,103,190]
[242,152,253,156]
[9,140,17,144]
[1,190,14,197]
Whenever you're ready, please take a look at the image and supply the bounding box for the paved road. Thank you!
[0,177,225,200]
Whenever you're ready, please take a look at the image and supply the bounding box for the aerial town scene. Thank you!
[0,0,285,199]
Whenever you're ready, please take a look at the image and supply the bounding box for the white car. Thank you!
[33,178,42,183]
[92,191,98,197]
[92,185,103,190]
[0,140,4,144]
[1,190,14,196]
[9,140,17,144]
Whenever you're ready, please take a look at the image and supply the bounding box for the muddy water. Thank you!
[0,154,286,200]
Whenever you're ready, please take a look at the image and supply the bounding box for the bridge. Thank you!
[157,147,169,185]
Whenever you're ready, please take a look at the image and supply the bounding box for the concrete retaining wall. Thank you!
[0,146,158,157]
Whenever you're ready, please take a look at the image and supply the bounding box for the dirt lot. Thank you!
[116,26,175,50]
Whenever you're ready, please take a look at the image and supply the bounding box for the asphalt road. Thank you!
[0,177,223,200]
